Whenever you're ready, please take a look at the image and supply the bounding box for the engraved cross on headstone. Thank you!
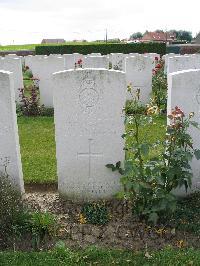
[77,139,103,179]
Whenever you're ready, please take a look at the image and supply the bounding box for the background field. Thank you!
[0,42,108,51]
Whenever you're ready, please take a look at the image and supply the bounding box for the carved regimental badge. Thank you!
[79,78,99,108]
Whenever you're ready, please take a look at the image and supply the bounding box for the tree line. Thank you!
[130,30,193,42]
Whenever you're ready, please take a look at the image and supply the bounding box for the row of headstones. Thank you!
[163,53,200,75]
[25,52,159,107]
[0,53,160,107]
[1,65,200,200]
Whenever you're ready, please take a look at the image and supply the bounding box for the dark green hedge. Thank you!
[35,43,166,56]
[166,45,181,54]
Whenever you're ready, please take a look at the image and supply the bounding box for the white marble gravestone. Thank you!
[125,55,153,103]
[111,53,126,71]
[0,57,23,103]
[168,69,200,196]
[63,54,83,70]
[87,53,102,56]
[5,54,17,59]
[63,54,75,70]
[83,56,109,69]
[30,56,65,107]
[53,69,126,200]
[167,55,200,75]
[147,53,160,69]
[163,53,176,74]
[0,71,24,192]
[24,55,33,68]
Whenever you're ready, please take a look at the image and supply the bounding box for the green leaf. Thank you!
[139,181,151,189]
[105,164,115,171]
[194,150,200,160]
[115,191,125,199]
[190,121,200,129]
[148,212,159,225]
[119,168,125,175]
[140,143,149,156]
[116,161,121,169]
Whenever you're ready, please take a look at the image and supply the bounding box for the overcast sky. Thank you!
[0,0,199,45]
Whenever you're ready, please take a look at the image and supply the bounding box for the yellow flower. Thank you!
[176,240,186,248]
[127,83,132,92]
[155,228,167,236]
[79,213,87,224]
[189,112,194,118]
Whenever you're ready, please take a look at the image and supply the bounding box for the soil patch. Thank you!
[19,192,200,251]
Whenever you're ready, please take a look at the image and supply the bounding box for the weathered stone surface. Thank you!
[168,55,200,75]
[53,69,126,200]
[111,53,126,71]
[0,57,23,102]
[168,69,200,196]
[125,55,153,103]
[0,71,24,192]
[83,56,109,69]
[29,56,65,107]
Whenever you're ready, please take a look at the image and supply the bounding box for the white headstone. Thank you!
[53,69,126,200]
[111,53,126,71]
[168,69,200,195]
[147,53,161,69]
[0,57,23,103]
[87,53,101,56]
[73,53,84,64]
[63,54,83,70]
[5,54,18,58]
[63,54,75,70]
[125,55,153,103]
[24,55,33,68]
[31,56,65,107]
[0,71,24,192]
[167,55,200,75]
[163,53,176,74]
[83,56,109,69]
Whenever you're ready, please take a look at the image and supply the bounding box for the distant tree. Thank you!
[155,29,164,33]
[130,32,143,40]
[177,31,192,42]
[168,30,192,42]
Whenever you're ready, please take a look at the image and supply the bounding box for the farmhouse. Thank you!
[141,31,176,43]
[41,39,66,44]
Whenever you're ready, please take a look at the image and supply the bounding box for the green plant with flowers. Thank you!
[107,89,200,224]
[150,59,167,113]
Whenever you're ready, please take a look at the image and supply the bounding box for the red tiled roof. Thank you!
[142,32,176,42]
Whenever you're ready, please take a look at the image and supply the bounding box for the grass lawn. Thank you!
[17,115,166,184]
[0,42,110,52]
[18,116,56,184]
[0,44,37,51]
[0,247,200,265]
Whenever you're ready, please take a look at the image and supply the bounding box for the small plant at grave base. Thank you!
[29,211,58,250]
[16,102,23,117]
[80,202,109,225]
[106,88,200,225]
[75,59,83,69]
[18,85,43,116]
[0,158,26,248]
[40,107,54,117]
[150,59,167,113]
